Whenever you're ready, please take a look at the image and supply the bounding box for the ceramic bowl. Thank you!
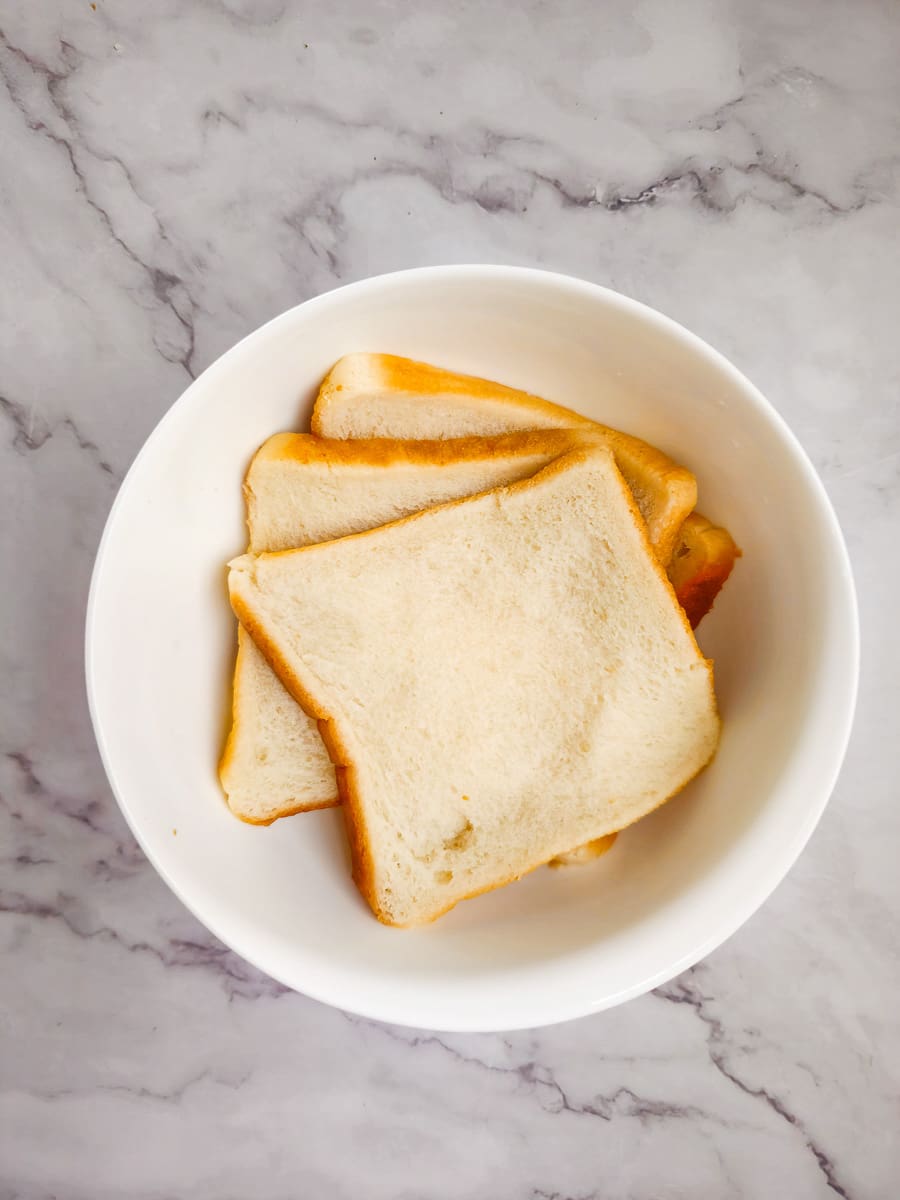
[86,266,858,1031]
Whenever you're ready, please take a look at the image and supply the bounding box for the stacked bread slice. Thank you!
[221,356,735,925]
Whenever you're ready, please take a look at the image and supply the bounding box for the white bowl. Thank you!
[86,266,858,1031]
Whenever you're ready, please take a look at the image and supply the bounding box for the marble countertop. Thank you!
[2,1,898,1196]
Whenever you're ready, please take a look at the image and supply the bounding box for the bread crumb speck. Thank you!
[172,828,177,836]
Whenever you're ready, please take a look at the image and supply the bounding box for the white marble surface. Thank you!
[1,0,898,1195]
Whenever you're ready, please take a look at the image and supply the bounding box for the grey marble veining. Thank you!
[1,1,898,1196]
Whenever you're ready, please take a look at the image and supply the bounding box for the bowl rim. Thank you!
[85,264,860,1031]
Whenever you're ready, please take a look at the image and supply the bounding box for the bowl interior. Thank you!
[87,268,857,1030]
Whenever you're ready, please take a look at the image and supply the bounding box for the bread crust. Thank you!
[229,796,339,826]
[250,429,591,470]
[668,512,741,628]
[230,442,719,925]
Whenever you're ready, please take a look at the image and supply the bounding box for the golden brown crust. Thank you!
[217,624,242,786]
[668,513,741,628]
[603,430,697,562]
[321,731,379,921]
[230,442,720,925]
[251,429,592,471]
[234,795,339,825]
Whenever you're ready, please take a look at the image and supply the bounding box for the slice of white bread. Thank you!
[229,442,719,925]
[220,430,597,823]
[312,353,697,563]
